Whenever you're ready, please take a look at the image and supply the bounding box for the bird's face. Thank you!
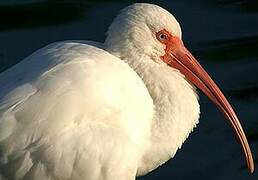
[105,3,254,173]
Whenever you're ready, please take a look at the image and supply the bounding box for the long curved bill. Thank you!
[165,36,254,173]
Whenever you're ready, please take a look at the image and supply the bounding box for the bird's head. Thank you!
[104,3,254,173]
[105,3,182,61]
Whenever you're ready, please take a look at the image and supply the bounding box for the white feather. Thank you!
[0,3,200,180]
[0,41,153,180]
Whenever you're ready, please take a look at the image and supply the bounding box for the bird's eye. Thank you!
[159,34,167,40]
[156,31,169,42]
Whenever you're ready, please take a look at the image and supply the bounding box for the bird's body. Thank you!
[0,39,199,180]
[0,3,253,180]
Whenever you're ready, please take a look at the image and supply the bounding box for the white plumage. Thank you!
[0,41,154,179]
[0,3,253,180]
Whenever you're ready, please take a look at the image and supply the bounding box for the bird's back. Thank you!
[0,41,153,180]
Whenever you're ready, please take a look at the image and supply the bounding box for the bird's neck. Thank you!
[119,53,200,175]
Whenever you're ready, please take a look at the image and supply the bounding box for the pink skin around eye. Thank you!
[155,29,182,64]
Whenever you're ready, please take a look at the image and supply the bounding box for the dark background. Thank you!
[0,0,257,179]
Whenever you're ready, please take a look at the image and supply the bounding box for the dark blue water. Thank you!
[0,0,257,179]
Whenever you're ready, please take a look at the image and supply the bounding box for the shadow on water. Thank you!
[0,0,153,31]
[207,0,258,12]
[194,36,258,61]
[228,86,258,101]
[0,1,91,31]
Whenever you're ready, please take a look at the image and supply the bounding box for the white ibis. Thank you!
[0,3,254,180]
